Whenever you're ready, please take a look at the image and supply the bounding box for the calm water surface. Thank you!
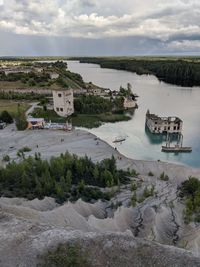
[67,61,200,168]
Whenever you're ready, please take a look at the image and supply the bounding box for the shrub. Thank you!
[160,172,169,181]
[0,111,13,124]
[143,185,155,198]
[18,146,32,153]
[2,155,10,162]
[38,243,90,267]
[148,171,154,177]
[131,192,137,207]
[179,177,200,223]
[131,182,137,191]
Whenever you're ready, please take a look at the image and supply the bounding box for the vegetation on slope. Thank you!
[75,57,200,87]
[38,243,91,267]
[179,177,200,223]
[0,152,131,203]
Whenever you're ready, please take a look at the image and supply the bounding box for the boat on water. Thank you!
[162,145,192,153]
[113,135,127,143]
[161,133,192,153]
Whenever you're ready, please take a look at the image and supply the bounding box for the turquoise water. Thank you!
[67,60,200,168]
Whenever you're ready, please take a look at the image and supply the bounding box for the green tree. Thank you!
[0,110,13,123]
[66,170,72,192]
[15,104,27,130]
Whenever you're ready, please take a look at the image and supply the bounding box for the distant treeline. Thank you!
[0,57,68,62]
[74,57,200,87]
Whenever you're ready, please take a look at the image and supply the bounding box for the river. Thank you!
[67,60,200,168]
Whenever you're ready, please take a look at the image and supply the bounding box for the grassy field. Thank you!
[0,100,30,116]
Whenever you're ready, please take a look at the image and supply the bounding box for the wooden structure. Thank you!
[161,133,192,153]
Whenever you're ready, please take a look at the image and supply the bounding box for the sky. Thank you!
[0,0,200,56]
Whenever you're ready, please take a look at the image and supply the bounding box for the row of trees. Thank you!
[0,152,130,203]
[79,58,200,87]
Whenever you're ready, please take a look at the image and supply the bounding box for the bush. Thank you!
[0,110,13,124]
[38,243,90,267]
[148,171,154,177]
[131,192,137,207]
[160,172,169,181]
[18,146,32,153]
[131,182,137,191]
[2,155,10,162]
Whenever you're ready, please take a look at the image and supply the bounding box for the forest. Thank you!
[76,57,200,87]
[0,152,131,203]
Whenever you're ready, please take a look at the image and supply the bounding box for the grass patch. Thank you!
[71,113,131,128]
[0,100,29,117]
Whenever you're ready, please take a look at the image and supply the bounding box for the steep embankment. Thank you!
[1,204,200,267]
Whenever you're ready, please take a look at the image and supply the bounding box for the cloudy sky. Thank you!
[0,0,200,56]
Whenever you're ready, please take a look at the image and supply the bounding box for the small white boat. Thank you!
[113,135,127,143]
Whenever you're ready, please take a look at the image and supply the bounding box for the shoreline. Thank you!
[1,125,200,184]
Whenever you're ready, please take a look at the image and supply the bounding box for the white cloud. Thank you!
[0,0,200,49]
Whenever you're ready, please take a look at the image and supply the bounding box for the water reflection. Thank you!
[145,126,167,144]
[145,126,180,145]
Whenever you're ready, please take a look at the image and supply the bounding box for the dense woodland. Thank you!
[0,152,131,203]
[77,58,200,87]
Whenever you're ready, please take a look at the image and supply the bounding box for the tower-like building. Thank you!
[53,88,74,117]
